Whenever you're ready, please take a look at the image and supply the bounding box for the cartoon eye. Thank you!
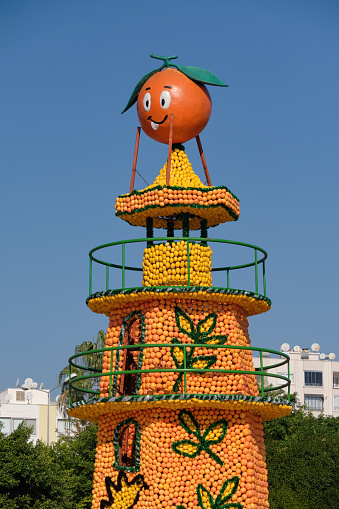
[160,90,171,109]
[143,92,151,112]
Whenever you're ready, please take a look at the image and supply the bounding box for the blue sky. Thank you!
[1,0,338,396]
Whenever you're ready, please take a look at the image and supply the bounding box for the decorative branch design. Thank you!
[100,471,148,509]
[170,306,228,392]
[177,477,243,509]
[172,410,228,465]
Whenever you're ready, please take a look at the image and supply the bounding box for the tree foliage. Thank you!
[0,422,97,508]
[265,408,339,508]
[58,330,106,407]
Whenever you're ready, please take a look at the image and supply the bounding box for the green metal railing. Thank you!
[88,237,268,297]
[67,344,290,406]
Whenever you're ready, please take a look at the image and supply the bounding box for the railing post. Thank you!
[263,260,266,297]
[187,241,190,286]
[196,135,212,186]
[227,269,230,289]
[129,127,141,193]
[166,114,174,185]
[255,249,258,293]
[106,266,109,291]
[183,345,187,395]
[260,350,264,397]
[68,363,72,406]
[146,217,154,248]
[200,218,208,246]
[89,257,92,295]
[122,243,125,289]
[109,347,114,398]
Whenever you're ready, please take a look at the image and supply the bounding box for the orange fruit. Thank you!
[137,68,211,144]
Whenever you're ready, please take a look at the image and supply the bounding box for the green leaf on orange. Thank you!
[121,64,164,114]
[176,65,228,87]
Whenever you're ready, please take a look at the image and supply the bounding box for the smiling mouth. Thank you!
[147,115,168,130]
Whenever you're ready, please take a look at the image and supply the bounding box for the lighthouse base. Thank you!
[88,403,281,509]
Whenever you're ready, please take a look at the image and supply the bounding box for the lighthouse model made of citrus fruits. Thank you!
[67,55,292,509]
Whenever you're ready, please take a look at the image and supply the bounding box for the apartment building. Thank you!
[0,383,75,444]
[252,343,339,416]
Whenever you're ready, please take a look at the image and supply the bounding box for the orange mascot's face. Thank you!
[137,68,212,145]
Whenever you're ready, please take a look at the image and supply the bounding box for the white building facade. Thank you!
[253,346,339,416]
[0,387,75,444]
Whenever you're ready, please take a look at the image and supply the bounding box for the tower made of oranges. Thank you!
[67,55,292,509]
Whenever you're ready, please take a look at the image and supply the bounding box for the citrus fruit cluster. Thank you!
[68,394,292,423]
[87,290,271,318]
[90,407,269,509]
[147,149,205,188]
[114,149,240,229]
[98,299,258,398]
[142,242,212,287]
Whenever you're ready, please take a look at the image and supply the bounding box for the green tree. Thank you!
[0,421,97,508]
[53,423,98,508]
[265,408,339,508]
[0,423,69,508]
[58,330,106,407]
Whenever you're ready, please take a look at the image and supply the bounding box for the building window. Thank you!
[13,418,24,431]
[304,371,322,386]
[254,374,262,388]
[334,396,339,412]
[57,419,67,434]
[0,418,36,435]
[0,418,11,434]
[305,395,323,411]
[24,419,37,435]
[57,419,77,435]
[16,391,25,401]
[278,372,294,384]
[333,373,339,388]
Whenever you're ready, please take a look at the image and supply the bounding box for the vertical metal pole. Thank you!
[263,260,266,297]
[227,269,230,289]
[183,345,187,395]
[68,365,72,407]
[196,135,211,186]
[89,258,92,295]
[259,351,264,397]
[146,217,154,248]
[288,359,291,403]
[109,347,114,398]
[129,127,141,193]
[166,114,174,186]
[187,240,190,286]
[47,391,50,446]
[255,249,258,293]
[106,266,109,291]
[122,243,125,289]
